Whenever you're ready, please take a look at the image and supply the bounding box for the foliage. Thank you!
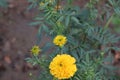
[0,0,7,8]
[26,0,120,80]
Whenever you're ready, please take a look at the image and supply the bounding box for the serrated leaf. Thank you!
[42,24,49,33]
[29,21,41,26]
[71,16,80,24]
[57,16,64,22]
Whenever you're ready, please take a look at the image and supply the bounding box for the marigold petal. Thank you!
[49,54,77,79]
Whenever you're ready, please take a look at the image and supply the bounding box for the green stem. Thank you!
[104,14,114,29]
[34,55,41,64]
[70,46,79,51]
[60,46,63,53]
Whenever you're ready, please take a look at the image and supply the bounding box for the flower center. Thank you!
[34,48,37,50]
[59,63,63,67]
[59,38,63,41]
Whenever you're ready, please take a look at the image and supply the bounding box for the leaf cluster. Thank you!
[27,0,120,80]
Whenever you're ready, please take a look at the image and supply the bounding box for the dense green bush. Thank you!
[26,0,120,80]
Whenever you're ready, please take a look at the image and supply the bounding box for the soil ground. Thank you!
[0,0,39,80]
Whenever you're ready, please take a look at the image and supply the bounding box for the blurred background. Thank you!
[0,0,40,80]
[0,0,120,80]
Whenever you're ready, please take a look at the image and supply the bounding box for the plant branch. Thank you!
[104,14,114,29]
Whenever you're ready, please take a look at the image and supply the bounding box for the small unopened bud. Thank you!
[29,72,32,77]
[101,52,105,56]
[39,2,45,6]
[55,5,62,10]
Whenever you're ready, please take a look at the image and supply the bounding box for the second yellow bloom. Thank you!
[53,35,67,47]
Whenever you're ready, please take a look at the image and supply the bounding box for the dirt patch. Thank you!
[0,0,40,80]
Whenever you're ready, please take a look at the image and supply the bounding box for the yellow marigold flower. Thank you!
[31,45,41,55]
[49,54,77,79]
[53,35,67,47]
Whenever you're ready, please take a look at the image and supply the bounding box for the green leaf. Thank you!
[57,16,64,22]
[65,15,70,26]
[67,0,73,4]
[42,24,49,33]
[71,16,80,24]
[29,21,41,26]
[114,7,120,16]
[36,26,43,44]
[42,42,53,53]
[108,0,115,6]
